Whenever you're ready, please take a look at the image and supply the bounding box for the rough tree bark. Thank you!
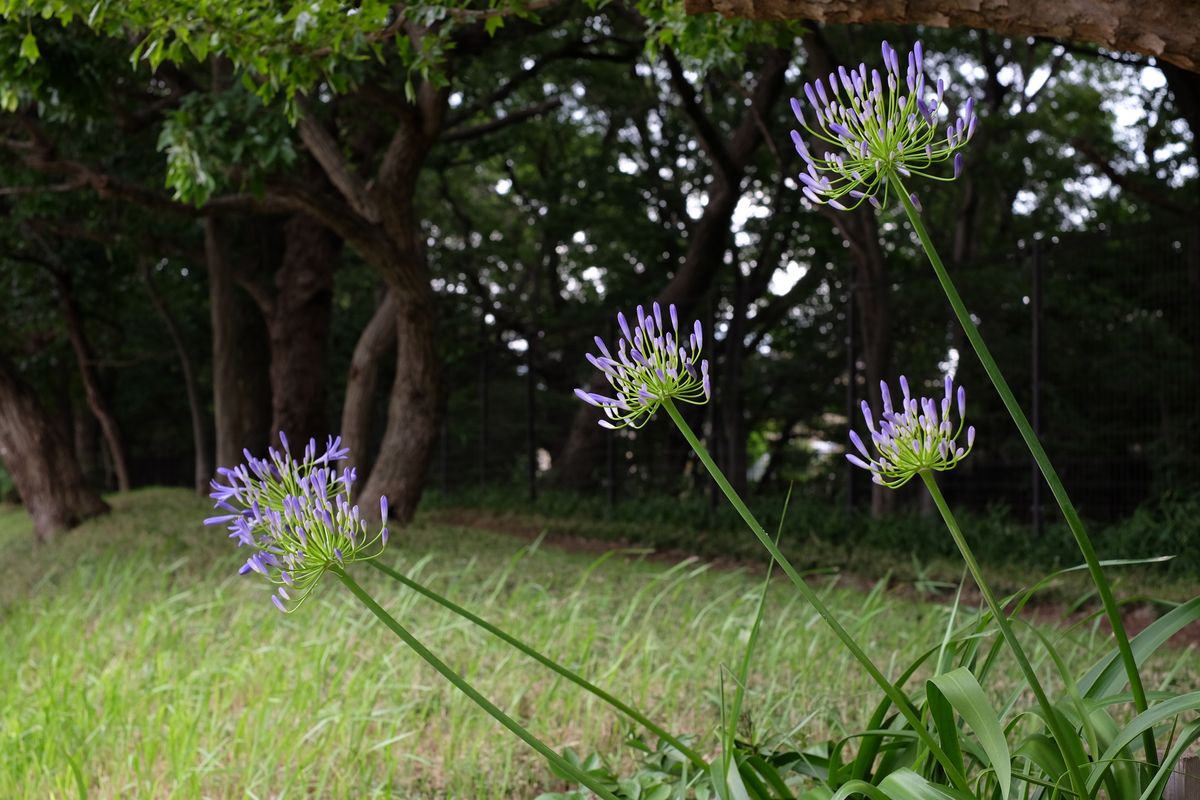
[0,353,108,541]
[553,46,792,486]
[239,214,341,447]
[288,85,449,523]
[206,216,273,471]
[340,289,398,483]
[684,0,1200,73]
[142,263,211,494]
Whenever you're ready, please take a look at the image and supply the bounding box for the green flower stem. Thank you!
[920,472,1087,796]
[893,179,1156,768]
[367,559,707,770]
[661,398,970,793]
[337,569,622,800]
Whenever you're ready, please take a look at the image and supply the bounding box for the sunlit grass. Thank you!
[0,488,1143,798]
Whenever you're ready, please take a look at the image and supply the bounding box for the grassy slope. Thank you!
[0,489,1142,799]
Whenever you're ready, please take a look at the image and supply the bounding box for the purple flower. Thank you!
[203,431,389,612]
[574,302,711,429]
[788,39,978,211]
[847,375,976,488]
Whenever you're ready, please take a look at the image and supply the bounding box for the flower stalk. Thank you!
[919,471,1088,797]
[893,181,1155,767]
[337,568,623,800]
[660,397,970,792]
[367,558,707,770]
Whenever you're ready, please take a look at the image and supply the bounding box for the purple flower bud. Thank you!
[917,98,933,125]
[953,153,964,178]
[279,431,290,454]
[846,454,872,470]
[860,400,875,432]
[272,595,286,613]
[790,96,804,124]
[380,496,389,525]
[909,193,922,213]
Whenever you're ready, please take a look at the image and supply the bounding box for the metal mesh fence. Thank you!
[430,222,1200,524]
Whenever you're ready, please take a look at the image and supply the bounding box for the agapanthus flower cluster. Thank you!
[205,433,389,612]
[790,39,977,211]
[847,375,975,488]
[575,302,710,429]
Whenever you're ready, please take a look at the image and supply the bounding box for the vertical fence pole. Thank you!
[706,293,719,513]
[439,420,448,492]
[606,318,617,509]
[845,277,857,512]
[526,266,539,504]
[1031,239,1044,537]
[478,310,488,487]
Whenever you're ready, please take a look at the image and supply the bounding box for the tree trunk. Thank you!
[340,288,398,482]
[0,353,108,541]
[206,216,272,471]
[259,215,340,446]
[552,47,791,487]
[684,0,1200,73]
[722,270,749,495]
[357,285,442,523]
[55,272,132,492]
[142,263,211,494]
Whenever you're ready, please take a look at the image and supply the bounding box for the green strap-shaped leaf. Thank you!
[1087,691,1200,795]
[927,668,1012,800]
[830,769,978,800]
[1079,597,1200,699]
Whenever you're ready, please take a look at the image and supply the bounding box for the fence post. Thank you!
[478,310,488,486]
[1031,238,1044,537]
[845,277,857,512]
[526,265,539,504]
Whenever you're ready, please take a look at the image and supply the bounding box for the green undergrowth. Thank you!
[0,488,1185,798]
[421,485,1200,602]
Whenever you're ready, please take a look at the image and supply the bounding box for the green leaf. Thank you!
[830,770,976,800]
[484,14,504,36]
[19,32,39,63]
[1079,596,1200,699]
[1087,691,1200,794]
[927,668,1011,799]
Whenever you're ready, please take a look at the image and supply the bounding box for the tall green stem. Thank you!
[893,179,1154,767]
[920,473,1087,796]
[337,569,622,800]
[367,558,707,770]
[661,398,969,792]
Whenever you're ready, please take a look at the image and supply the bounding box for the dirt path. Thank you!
[426,508,1200,649]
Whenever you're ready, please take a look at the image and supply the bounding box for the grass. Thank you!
[0,488,1184,798]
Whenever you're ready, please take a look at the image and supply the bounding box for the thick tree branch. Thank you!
[1071,137,1195,217]
[441,97,563,142]
[663,47,739,180]
[684,0,1200,73]
[297,99,382,223]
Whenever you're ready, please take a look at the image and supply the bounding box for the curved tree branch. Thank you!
[684,0,1200,73]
